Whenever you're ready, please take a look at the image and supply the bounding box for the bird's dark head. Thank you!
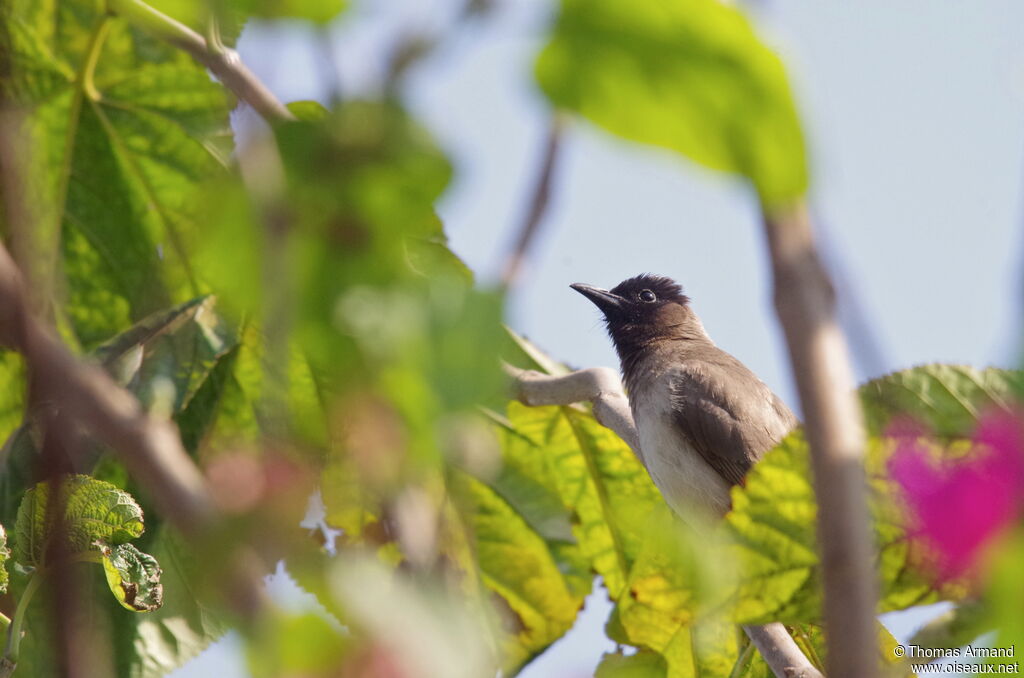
[571,274,706,362]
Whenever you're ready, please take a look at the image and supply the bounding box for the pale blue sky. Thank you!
[175,0,1024,675]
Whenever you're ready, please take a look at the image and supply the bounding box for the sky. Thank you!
[175,0,1024,675]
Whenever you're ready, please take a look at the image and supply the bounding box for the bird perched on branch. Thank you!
[571,274,796,520]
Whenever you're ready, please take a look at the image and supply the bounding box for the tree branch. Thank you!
[0,241,269,618]
[501,116,565,287]
[504,365,824,678]
[107,0,295,124]
[763,203,877,678]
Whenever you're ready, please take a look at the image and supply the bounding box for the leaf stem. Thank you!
[80,15,113,101]
[728,637,756,678]
[107,0,294,122]
[3,571,44,664]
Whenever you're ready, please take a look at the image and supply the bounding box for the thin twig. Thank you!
[107,0,295,123]
[504,364,824,678]
[762,203,877,678]
[812,208,889,379]
[501,116,565,287]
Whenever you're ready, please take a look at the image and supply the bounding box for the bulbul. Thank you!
[571,274,796,520]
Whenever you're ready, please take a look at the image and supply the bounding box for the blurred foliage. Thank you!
[1,0,1022,676]
[535,0,808,207]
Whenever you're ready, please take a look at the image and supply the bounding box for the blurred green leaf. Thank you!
[14,475,145,567]
[860,364,1024,440]
[982,531,1024,673]
[247,612,348,678]
[0,352,26,441]
[535,0,807,206]
[97,542,164,612]
[595,650,667,678]
[329,553,496,678]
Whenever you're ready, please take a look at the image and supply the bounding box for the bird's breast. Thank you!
[631,381,733,521]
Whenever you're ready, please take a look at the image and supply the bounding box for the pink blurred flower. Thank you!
[887,412,1024,581]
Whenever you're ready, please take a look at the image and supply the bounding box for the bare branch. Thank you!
[501,116,565,287]
[108,0,295,124]
[744,624,825,678]
[763,203,877,678]
[504,363,823,678]
[504,363,640,458]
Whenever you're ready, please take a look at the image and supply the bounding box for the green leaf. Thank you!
[0,351,26,441]
[455,471,590,673]
[108,527,231,677]
[0,425,37,535]
[97,541,164,612]
[237,0,348,23]
[595,650,667,678]
[7,0,233,346]
[535,0,808,206]
[246,613,349,678]
[499,403,664,597]
[859,364,1024,440]
[609,515,739,678]
[328,554,497,678]
[728,365,1022,625]
[983,531,1024,672]
[14,475,145,567]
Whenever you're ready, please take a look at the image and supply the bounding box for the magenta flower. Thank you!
[887,412,1024,581]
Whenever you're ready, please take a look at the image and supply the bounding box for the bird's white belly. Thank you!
[633,401,733,522]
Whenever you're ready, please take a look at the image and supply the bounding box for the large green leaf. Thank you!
[455,471,590,674]
[728,365,1022,625]
[5,0,233,347]
[499,403,664,597]
[535,0,807,206]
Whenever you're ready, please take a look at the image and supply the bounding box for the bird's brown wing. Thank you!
[668,356,798,487]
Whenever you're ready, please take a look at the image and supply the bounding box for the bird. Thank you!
[571,274,797,521]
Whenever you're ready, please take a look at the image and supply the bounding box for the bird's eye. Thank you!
[639,290,656,303]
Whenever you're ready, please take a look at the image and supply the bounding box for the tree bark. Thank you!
[763,204,877,678]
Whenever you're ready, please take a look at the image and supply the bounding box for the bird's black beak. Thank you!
[570,283,627,315]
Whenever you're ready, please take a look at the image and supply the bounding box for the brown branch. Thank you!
[504,364,824,678]
[501,116,565,287]
[108,0,295,124]
[763,203,877,678]
[0,241,269,619]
